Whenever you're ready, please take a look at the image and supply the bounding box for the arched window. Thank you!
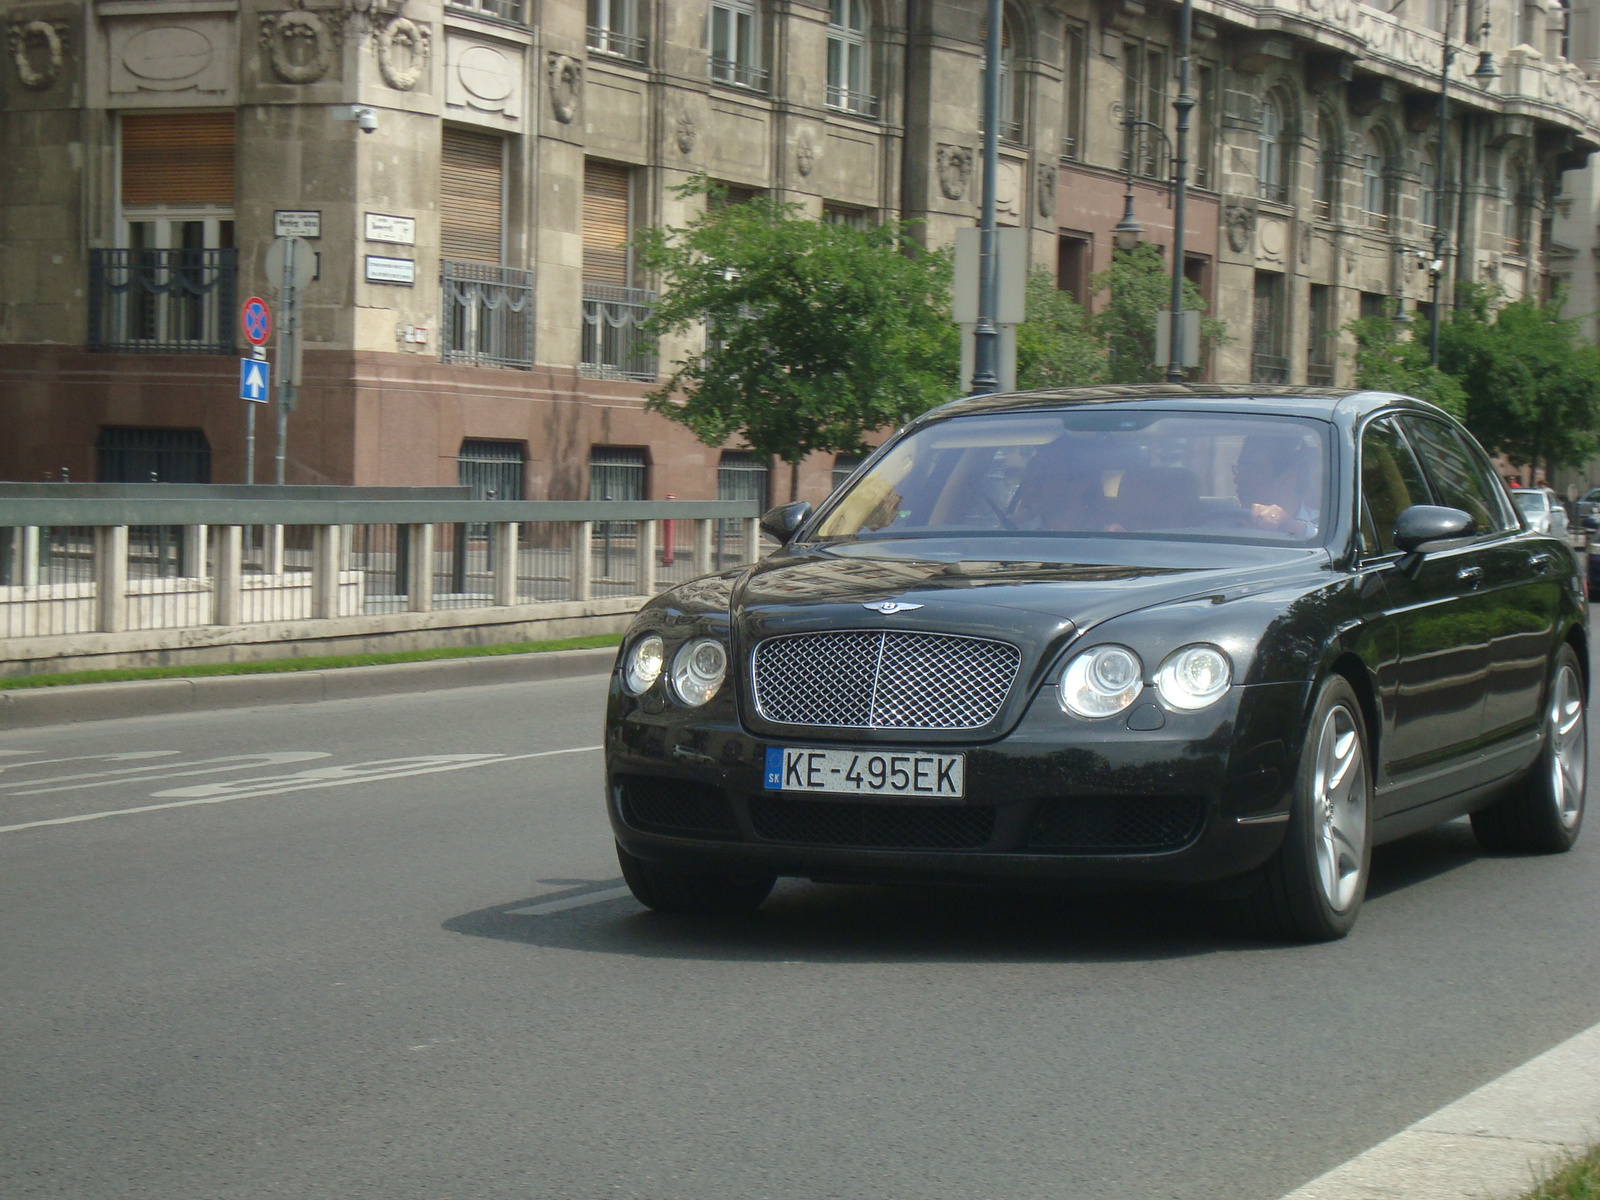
[1503,163,1529,255]
[982,9,1025,143]
[1257,94,1288,203]
[1312,111,1339,219]
[1421,146,1440,233]
[827,0,876,116]
[1361,131,1391,231]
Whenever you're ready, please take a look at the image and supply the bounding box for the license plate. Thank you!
[764,747,965,798]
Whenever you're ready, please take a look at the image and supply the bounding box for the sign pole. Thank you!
[239,297,272,485]
[275,240,295,486]
[246,403,256,485]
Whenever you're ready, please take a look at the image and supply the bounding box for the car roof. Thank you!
[918,384,1450,425]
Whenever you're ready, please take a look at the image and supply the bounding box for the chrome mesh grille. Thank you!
[751,630,1022,729]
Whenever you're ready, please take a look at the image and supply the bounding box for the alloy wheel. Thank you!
[1549,664,1586,831]
[1312,704,1368,912]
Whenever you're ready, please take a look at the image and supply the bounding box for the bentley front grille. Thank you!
[751,630,1022,730]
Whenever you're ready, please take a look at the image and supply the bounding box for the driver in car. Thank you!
[1235,435,1319,537]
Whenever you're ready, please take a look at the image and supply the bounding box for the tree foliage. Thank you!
[1016,268,1106,389]
[1345,302,1468,418]
[634,179,958,496]
[1089,244,1226,384]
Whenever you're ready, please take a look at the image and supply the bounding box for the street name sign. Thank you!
[365,255,416,285]
[273,210,322,238]
[364,212,416,245]
[240,358,271,403]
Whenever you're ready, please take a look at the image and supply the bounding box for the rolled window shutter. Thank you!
[441,128,504,264]
[583,161,631,286]
[121,112,235,206]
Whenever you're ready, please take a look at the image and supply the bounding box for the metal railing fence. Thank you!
[87,248,237,355]
[0,486,762,643]
[441,260,535,369]
[581,284,658,382]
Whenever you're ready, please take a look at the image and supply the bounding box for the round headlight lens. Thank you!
[622,634,665,695]
[1058,645,1144,718]
[1156,644,1233,710]
[672,638,728,707]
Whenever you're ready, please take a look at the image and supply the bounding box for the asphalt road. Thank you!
[3,671,1599,1200]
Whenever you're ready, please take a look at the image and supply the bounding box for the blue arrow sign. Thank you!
[240,358,270,403]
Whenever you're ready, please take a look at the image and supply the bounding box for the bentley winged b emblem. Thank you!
[862,600,924,615]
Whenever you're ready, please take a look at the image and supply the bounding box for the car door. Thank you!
[1403,421,1560,748]
[1357,417,1491,797]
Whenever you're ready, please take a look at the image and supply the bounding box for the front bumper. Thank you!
[605,679,1311,887]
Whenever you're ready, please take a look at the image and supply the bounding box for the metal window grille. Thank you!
[580,284,658,382]
[831,455,862,493]
[1307,285,1335,386]
[87,248,237,355]
[718,451,767,570]
[96,427,212,484]
[590,448,647,594]
[458,439,525,502]
[709,56,769,89]
[587,25,646,60]
[441,260,534,369]
[1251,274,1288,385]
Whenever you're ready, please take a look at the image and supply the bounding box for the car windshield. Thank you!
[813,409,1329,544]
[1512,491,1548,514]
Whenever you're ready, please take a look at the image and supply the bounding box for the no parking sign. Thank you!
[241,297,272,346]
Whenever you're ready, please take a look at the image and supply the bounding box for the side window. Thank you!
[1400,417,1509,535]
[1361,418,1433,554]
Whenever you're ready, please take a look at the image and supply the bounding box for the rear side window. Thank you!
[1360,418,1431,554]
[1400,417,1511,536]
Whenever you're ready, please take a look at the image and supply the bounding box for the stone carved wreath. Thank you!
[259,5,341,85]
[376,15,428,90]
[547,52,580,123]
[937,144,972,201]
[9,19,66,91]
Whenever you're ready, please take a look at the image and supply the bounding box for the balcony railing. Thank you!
[581,284,657,383]
[587,25,646,62]
[87,248,237,355]
[709,56,768,91]
[441,260,534,370]
[1251,353,1291,384]
[1059,132,1079,161]
[446,0,524,22]
[826,85,879,118]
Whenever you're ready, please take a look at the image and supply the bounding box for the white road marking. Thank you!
[0,751,180,773]
[1277,1017,1600,1200]
[2,752,330,797]
[0,745,603,835]
[503,885,635,916]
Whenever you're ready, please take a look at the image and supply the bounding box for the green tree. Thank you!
[634,179,959,501]
[1345,302,1468,418]
[1089,244,1224,384]
[1015,268,1106,389]
[1442,289,1600,480]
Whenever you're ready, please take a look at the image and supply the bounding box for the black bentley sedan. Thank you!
[605,386,1588,940]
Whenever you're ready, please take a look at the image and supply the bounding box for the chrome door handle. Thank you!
[1457,565,1484,588]
[1529,553,1555,573]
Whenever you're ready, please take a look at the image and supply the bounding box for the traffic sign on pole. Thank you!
[241,297,272,346]
[240,358,271,403]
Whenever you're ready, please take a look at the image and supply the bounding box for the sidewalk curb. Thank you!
[1276,1018,1600,1200]
[0,646,619,731]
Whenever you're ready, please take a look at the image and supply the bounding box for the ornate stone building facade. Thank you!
[2,0,1598,503]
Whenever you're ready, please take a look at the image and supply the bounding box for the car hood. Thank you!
[727,536,1330,742]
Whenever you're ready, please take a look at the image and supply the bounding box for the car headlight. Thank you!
[621,634,665,695]
[671,638,728,707]
[1156,644,1232,710]
[1058,645,1144,719]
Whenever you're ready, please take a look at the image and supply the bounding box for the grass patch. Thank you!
[1521,1144,1600,1200]
[0,634,622,690]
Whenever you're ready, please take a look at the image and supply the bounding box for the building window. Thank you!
[1123,40,1168,179]
[982,9,1026,143]
[823,203,870,229]
[1359,290,1388,321]
[1312,111,1339,220]
[1307,284,1335,386]
[827,0,876,116]
[447,0,525,22]
[582,160,656,382]
[1257,93,1288,203]
[441,126,505,264]
[1361,131,1391,232]
[587,0,645,62]
[1421,148,1439,233]
[832,455,862,493]
[709,0,766,91]
[1060,22,1087,160]
[458,439,525,501]
[1057,234,1090,304]
[1503,164,1530,256]
[1193,63,1217,189]
[1251,271,1288,384]
[590,446,647,502]
[96,427,211,483]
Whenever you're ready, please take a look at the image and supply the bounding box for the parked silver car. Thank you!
[1512,488,1570,538]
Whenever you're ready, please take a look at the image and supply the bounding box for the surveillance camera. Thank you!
[357,108,378,134]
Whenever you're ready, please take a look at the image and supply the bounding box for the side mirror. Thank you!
[1393,505,1474,554]
[760,501,812,546]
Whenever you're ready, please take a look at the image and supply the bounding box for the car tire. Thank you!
[1470,643,1586,854]
[1240,675,1373,942]
[616,843,776,914]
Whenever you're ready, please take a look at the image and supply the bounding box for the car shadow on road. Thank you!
[445,877,1309,965]
[1365,817,1485,901]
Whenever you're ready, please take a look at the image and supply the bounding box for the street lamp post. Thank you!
[970,0,1004,396]
[1167,0,1194,383]
[1429,6,1500,366]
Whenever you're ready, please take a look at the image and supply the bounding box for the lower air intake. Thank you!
[1026,796,1206,853]
[616,775,740,839]
[748,796,995,850]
